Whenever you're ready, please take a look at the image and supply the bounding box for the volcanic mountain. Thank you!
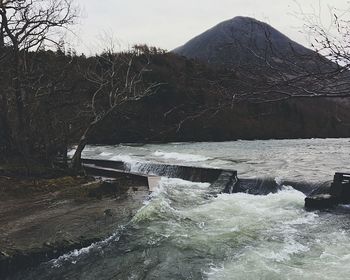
[173,16,328,71]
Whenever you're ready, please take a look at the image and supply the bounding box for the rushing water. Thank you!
[19,139,350,279]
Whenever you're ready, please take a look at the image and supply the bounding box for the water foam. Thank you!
[110,154,136,163]
[67,148,76,157]
[50,227,124,268]
[99,152,113,157]
[132,177,210,224]
[153,151,210,162]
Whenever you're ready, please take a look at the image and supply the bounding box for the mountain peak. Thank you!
[225,16,263,23]
[173,16,311,67]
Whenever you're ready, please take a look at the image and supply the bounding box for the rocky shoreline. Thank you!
[0,173,149,278]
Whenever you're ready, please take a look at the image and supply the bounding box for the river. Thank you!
[17,138,350,279]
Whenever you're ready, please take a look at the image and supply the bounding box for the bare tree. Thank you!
[0,0,77,158]
[70,46,163,170]
[0,15,4,48]
[307,13,350,69]
[0,0,77,51]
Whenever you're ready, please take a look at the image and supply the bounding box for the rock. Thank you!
[104,209,113,217]
[304,194,337,210]
[304,173,350,210]
[329,173,350,204]
[0,175,149,278]
[0,251,9,258]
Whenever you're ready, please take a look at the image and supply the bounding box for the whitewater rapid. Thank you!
[22,139,350,279]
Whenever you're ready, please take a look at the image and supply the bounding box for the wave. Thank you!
[99,152,113,157]
[153,151,210,162]
[110,154,137,163]
[50,227,124,268]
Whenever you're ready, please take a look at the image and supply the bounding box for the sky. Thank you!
[71,0,350,55]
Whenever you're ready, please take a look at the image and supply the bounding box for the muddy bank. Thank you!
[0,174,149,278]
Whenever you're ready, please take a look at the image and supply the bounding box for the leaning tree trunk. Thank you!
[70,120,97,172]
[0,25,4,49]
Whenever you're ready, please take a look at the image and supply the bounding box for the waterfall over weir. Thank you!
[82,158,237,189]
[81,158,324,196]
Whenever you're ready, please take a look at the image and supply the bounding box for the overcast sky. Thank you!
[72,0,350,55]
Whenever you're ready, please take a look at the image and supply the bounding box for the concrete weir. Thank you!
[82,158,237,191]
[83,163,161,192]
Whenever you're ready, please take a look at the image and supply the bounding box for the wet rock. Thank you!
[225,177,281,195]
[0,251,9,258]
[104,209,113,217]
[88,180,129,199]
[330,173,350,204]
[0,175,149,278]
[304,173,350,210]
[305,194,338,210]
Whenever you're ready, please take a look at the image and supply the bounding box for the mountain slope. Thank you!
[173,16,326,71]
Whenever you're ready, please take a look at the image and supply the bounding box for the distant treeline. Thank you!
[1,44,350,166]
